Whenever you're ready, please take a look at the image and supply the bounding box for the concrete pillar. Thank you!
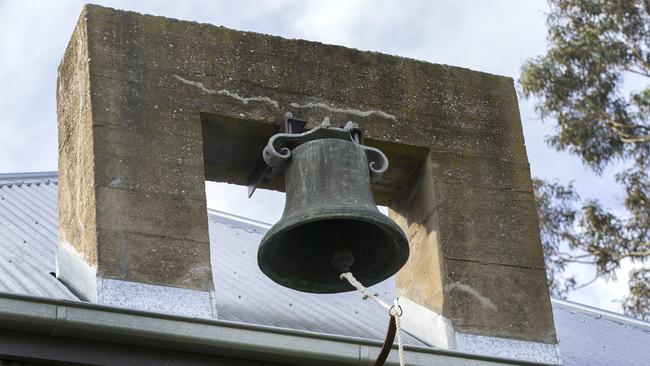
[56,8,214,317]
[390,157,559,362]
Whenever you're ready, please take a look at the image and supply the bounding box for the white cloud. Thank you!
[206,182,284,224]
[564,258,641,313]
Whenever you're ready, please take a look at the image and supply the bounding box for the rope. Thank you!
[340,272,406,366]
[339,272,392,310]
[392,301,406,366]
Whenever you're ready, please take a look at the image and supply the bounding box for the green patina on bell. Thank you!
[253,116,409,293]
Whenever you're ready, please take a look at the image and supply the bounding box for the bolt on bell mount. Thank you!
[249,113,410,293]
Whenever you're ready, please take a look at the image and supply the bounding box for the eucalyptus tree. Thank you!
[520,0,649,319]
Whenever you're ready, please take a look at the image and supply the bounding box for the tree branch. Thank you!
[627,42,650,74]
[614,251,650,259]
[573,275,600,290]
[598,113,650,142]
[623,67,650,78]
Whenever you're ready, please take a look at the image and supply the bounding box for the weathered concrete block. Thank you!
[443,259,555,341]
[57,6,213,310]
[57,4,555,353]
[57,12,99,268]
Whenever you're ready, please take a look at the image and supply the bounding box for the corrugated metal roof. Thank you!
[209,210,423,344]
[0,171,422,344]
[0,172,76,300]
[552,299,650,366]
[1,171,649,366]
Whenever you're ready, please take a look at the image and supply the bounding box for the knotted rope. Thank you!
[340,272,406,366]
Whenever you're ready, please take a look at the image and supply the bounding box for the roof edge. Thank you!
[0,171,58,185]
[551,298,650,328]
[207,208,272,229]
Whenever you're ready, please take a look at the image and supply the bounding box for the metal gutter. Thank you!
[0,291,556,366]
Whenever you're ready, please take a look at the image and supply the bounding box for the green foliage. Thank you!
[521,0,649,319]
[623,268,650,317]
[533,178,648,320]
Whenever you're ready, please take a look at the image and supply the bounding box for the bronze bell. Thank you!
[251,115,409,293]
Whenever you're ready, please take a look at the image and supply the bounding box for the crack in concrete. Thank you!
[173,74,279,108]
[289,102,398,121]
[173,74,397,121]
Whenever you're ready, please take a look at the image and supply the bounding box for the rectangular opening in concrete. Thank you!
[200,112,430,207]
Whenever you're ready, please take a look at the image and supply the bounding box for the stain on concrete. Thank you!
[109,177,122,187]
[445,281,498,311]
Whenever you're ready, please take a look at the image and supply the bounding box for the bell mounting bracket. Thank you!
[247,112,388,197]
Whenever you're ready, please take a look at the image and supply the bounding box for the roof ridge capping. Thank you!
[551,297,650,328]
[0,171,58,186]
[207,208,272,230]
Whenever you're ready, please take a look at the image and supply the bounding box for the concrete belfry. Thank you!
[56,4,557,359]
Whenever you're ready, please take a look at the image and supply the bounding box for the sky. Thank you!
[0,0,633,314]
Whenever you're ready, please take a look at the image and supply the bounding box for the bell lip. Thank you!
[257,207,410,294]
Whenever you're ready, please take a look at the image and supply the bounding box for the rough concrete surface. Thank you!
[57,4,555,343]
